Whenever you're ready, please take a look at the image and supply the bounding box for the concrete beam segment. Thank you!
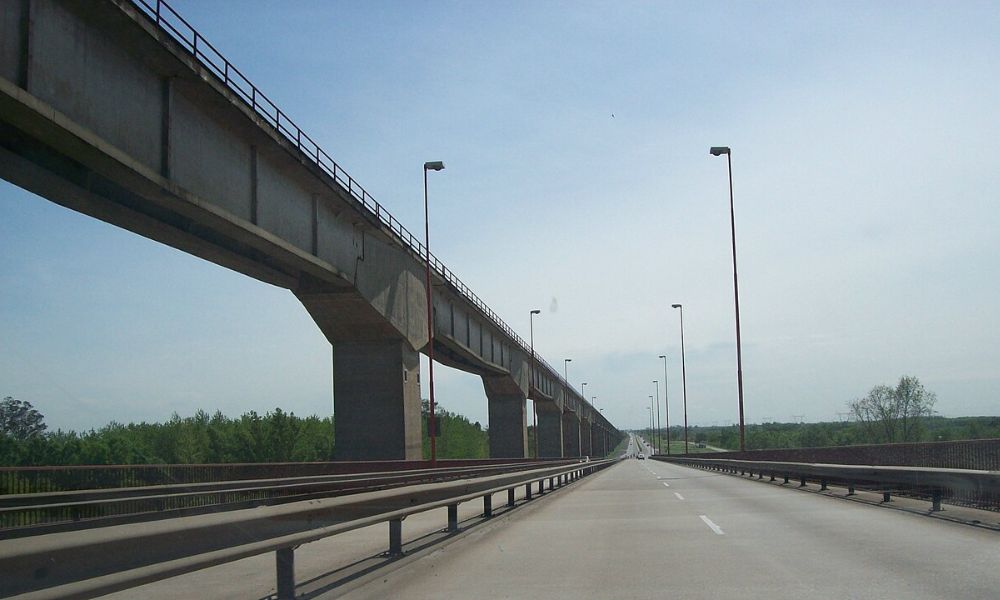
[331,339,422,460]
[562,411,581,458]
[535,400,563,458]
[482,376,528,459]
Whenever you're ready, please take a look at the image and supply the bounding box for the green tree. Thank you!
[0,397,47,441]
[849,376,936,443]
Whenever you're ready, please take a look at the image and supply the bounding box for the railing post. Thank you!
[932,490,942,512]
[276,547,295,600]
[508,488,516,507]
[882,492,891,503]
[447,504,458,532]
[483,494,492,518]
[799,476,807,487]
[526,482,533,500]
[847,484,856,496]
[820,480,828,491]
[769,473,775,481]
[389,518,403,556]
[783,474,789,484]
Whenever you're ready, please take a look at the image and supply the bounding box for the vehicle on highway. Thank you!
[637,453,646,460]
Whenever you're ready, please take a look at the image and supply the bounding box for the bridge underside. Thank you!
[0,0,620,461]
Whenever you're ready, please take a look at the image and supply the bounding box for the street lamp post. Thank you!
[671,303,689,454]
[423,160,444,464]
[581,381,588,400]
[529,309,541,458]
[563,358,572,385]
[659,355,670,455]
[710,146,746,451]
[654,380,661,455]
[647,405,652,451]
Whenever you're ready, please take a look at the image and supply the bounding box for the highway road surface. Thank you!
[338,443,999,599]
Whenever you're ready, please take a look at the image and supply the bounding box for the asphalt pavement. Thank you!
[338,437,999,599]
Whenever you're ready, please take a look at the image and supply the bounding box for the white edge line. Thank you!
[699,515,724,535]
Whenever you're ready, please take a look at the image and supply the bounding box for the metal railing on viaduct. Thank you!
[0,0,623,461]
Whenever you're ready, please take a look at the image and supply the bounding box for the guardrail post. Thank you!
[389,518,403,556]
[447,504,459,532]
[758,472,763,479]
[799,476,807,487]
[276,547,295,600]
[847,484,856,496]
[932,490,942,511]
[526,483,532,500]
[820,480,828,491]
[783,474,789,484]
[882,492,891,503]
[508,488,516,507]
[483,494,492,518]
[769,473,775,481]
[538,480,544,495]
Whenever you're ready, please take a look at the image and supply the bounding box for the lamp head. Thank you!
[671,303,682,309]
[530,309,541,315]
[709,147,730,156]
[659,354,666,359]
[424,161,445,171]
[565,358,572,363]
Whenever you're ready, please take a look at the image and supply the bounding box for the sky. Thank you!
[2,1,999,433]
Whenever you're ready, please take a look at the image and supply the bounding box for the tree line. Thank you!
[0,396,490,466]
[648,376,998,451]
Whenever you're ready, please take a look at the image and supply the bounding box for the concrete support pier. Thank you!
[332,340,422,460]
[483,376,528,458]
[536,401,564,458]
[594,426,606,457]
[562,411,581,457]
[580,417,592,457]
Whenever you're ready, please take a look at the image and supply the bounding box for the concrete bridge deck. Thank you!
[100,436,998,599]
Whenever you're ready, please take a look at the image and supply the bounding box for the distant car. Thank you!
[697,442,706,448]
[637,453,646,460]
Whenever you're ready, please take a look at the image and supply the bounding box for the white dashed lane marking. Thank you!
[661,482,670,488]
[674,492,685,500]
[699,515,725,535]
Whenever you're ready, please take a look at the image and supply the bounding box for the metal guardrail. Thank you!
[0,460,574,536]
[0,457,559,495]
[126,0,596,412]
[0,458,618,599]
[654,456,1000,512]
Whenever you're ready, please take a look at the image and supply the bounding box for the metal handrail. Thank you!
[0,461,575,535]
[128,0,594,409]
[128,3,517,348]
[0,458,618,598]
[654,456,1000,511]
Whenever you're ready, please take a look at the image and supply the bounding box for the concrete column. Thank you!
[562,411,581,457]
[483,376,528,458]
[580,418,592,457]
[595,427,606,457]
[332,339,422,460]
[535,401,563,458]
